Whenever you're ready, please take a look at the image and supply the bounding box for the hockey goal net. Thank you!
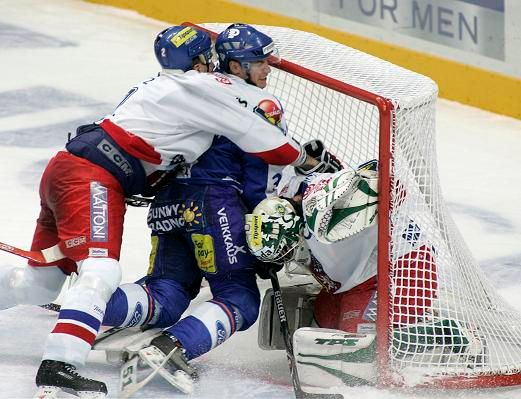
[200,23,521,388]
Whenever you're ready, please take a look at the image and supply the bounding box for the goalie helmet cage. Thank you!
[193,23,521,388]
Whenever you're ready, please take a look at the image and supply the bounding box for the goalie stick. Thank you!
[268,268,343,399]
[0,241,65,264]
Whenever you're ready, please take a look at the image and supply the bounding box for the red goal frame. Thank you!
[184,22,521,389]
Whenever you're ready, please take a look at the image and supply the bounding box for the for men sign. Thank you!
[319,0,505,60]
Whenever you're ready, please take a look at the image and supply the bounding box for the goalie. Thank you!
[245,161,485,390]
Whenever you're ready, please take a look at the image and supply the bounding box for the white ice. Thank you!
[1,0,521,398]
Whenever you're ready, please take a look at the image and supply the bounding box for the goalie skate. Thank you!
[118,337,196,398]
[136,345,195,394]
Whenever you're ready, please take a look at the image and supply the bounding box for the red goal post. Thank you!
[189,22,521,389]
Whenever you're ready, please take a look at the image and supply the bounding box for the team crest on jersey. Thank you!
[254,99,283,129]
[213,72,232,85]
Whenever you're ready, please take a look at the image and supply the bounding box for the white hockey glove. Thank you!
[295,140,343,175]
[303,168,378,243]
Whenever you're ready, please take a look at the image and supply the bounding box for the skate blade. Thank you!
[34,386,60,399]
[76,391,107,398]
[138,346,194,394]
[34,386,106,399]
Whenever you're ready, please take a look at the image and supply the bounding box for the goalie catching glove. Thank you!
[303,165,378,244]
[295,139,343,175]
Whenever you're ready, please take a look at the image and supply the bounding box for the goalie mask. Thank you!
[245,197,304,263]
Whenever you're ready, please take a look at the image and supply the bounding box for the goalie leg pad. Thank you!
[258,284,320,350]
[392,319,487,367]
[293,327,377,388]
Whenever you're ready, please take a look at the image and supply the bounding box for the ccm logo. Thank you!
[97,138,132,176]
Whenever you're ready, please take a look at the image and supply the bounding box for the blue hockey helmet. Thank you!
[215,23,279,73]
[154,25,213,71]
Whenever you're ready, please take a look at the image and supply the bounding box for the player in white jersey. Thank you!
[0,24,321,398]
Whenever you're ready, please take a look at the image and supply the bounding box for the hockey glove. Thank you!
[295,139,343,175]
[253,259,284,280]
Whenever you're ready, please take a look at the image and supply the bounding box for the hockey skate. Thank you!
[119,333,197,397]
[34,360,107,398]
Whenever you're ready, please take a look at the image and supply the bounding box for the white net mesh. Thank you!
[203,23,521,387]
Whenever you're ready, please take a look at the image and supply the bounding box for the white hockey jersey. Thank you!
[305,225,378,294]
[282,171,433,295]
[105,70,305,173]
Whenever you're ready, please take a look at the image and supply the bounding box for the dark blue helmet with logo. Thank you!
[215,23,279,73]
[154,25,212,71]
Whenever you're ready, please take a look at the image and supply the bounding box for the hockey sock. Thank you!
[166,300,239,360]
[43,258,121,366]
[103,283,154,327]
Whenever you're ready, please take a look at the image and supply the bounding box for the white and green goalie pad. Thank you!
[293,319,486,391]
[293,327,377,388]
[391,318,487,367]
[304,169,378,244]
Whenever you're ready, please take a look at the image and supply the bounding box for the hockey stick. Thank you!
[0,243,69,312]
[269,269,343,399]
[93,325,129,347]
[0,241,65,264]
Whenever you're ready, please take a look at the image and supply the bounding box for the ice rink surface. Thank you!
[1,1,521,398]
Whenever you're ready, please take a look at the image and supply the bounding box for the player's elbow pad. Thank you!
[254,142,304,166]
